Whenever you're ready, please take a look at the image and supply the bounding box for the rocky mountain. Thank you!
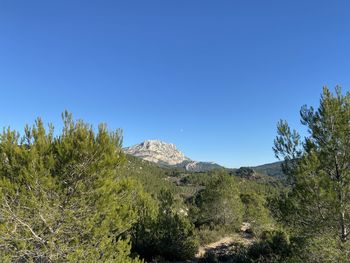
[124,140,223,172]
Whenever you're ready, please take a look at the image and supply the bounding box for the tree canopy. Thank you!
[0,111,148,262]
[273,87,350,260]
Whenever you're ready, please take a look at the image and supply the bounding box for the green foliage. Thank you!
[197,230,291,263]
[272,87,350,260]
[0,111,291,262]
[273,87,350,245]
[284,234,350,263]
[252,162,285,182]
[196,225,229,245]
[154,192,199,260]
[200,252,220,263]
[182,171,217,186]
[131,190,199,261]
[236,167,256,179]
[220,230,291,263]
[240,193,271,234]
[193,171,243,229]
[0,112,144,262]
[121,154,179,196]
[248,230,291,261]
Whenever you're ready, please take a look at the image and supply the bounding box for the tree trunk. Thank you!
[341,211,347,242]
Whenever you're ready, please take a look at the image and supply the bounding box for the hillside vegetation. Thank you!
[1,87,350,262]
[0,112,282,262]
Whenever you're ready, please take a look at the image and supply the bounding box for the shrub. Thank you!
[0,112,144,262]
[200,252,219,263]
[247,230,291,262]
[194,172,243,229]
[131,190,199,261]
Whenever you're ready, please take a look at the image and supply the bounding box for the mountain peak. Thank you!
[141,140,176,149]
[124,140,190,166]
[124,140,223,172]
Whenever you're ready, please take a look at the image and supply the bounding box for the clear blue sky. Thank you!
[1,1,350,167]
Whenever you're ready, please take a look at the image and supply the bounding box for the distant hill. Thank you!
[122,152,283,202]
[252,161,284,180]
[124,140,223,172]
[124,140,286,181]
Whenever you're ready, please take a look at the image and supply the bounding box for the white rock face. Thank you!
[124,140,223,172]
[124,140,190,166]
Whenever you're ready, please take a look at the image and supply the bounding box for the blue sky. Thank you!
[1,1,350,167]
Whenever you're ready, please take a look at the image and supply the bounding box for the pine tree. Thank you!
[274,87,350,245]
[0,112,147,262]
[194,171,243,228]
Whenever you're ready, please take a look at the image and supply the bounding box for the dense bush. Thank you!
[200,252,220,263]
[196,225,229,245]
[131,190,199,261]
[193,172,243,229]
[246,230,291,262]
[235,167,256,179]
[240,192,273,235]
[0,112,145,262]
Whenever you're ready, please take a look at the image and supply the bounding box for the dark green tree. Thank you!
[240,191,273,234]
[273,87,350,259]
[0,112,148,262]
[194,172,243,228]
[131,190,199,261]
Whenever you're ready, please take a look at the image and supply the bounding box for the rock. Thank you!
[124,140,223,172]
[240,222,252,233]
[124,140,190,165]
